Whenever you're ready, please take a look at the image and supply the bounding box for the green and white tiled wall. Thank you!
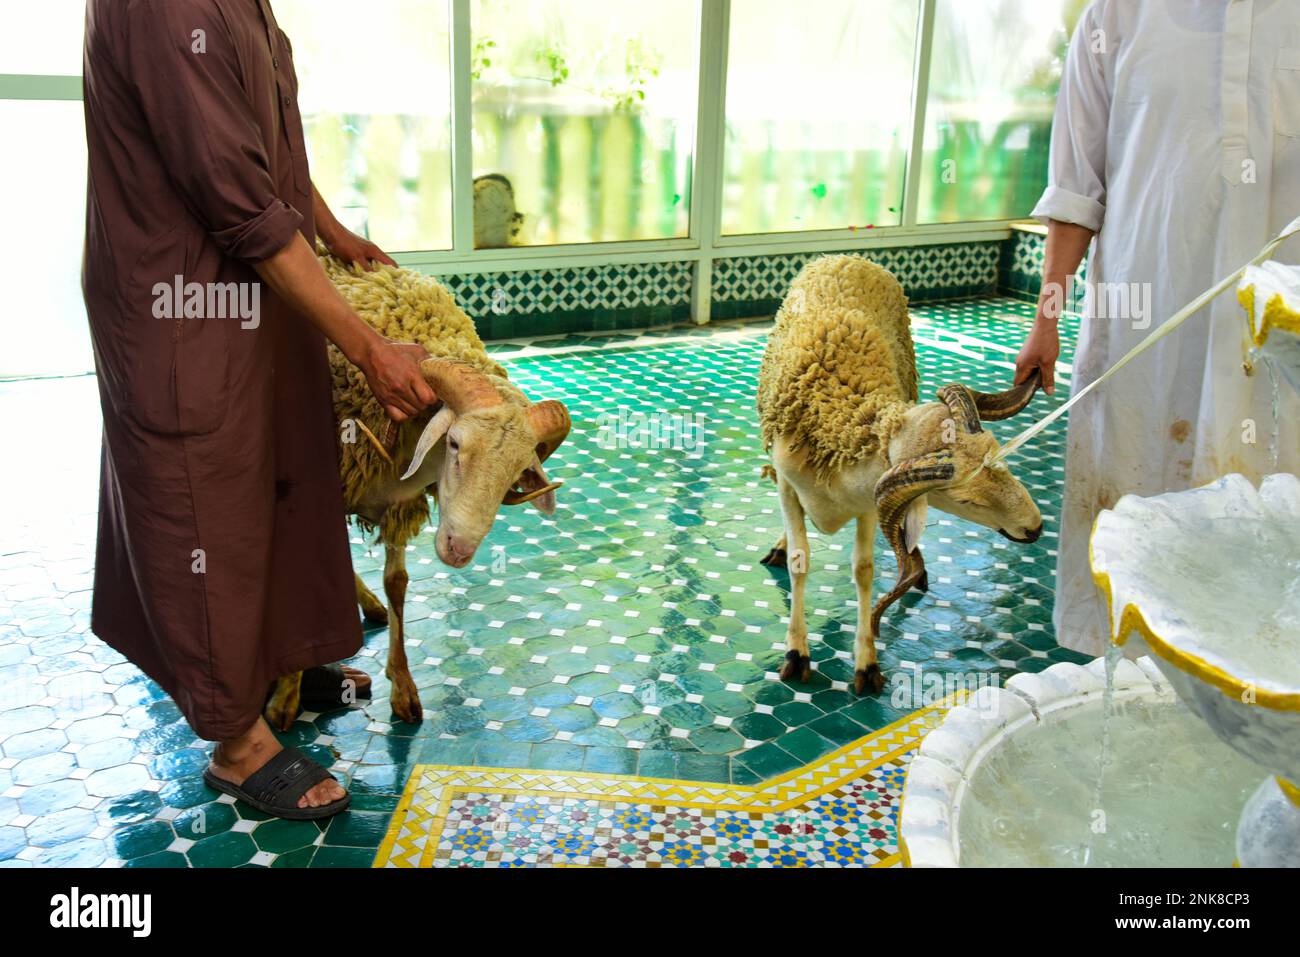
[997,223,1089,307]
[711,241,1003,321]
[441,239,1014,341]
[442,261,695,341]
[998,226,1047,302]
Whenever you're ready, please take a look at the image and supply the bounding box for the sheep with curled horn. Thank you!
[756,255,1043,695]
[264,247,572,728]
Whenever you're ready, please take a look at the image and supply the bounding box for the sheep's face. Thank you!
[891,404,1043,544]
[431,404,556,568]
[929,452,1043,544]
[871,376,1043,636]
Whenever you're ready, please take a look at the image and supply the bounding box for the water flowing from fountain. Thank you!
[1081,643,1124,866]
[1262,352,1282,473]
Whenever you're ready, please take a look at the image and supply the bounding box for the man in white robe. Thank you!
[1015,0,1300,656]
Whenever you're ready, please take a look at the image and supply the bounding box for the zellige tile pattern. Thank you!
[0,296,1084,868]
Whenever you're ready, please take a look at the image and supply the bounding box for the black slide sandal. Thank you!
[203,748,350,821]
[298,664,372,713]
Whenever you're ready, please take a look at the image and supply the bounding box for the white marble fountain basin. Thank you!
[898,658,1259,867]
[1090,473,1300,780]
[1090,473,1300,866]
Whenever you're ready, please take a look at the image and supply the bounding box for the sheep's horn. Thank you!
[528,400,572,463]
[400,406,456,482]
[971,369,1041,421]
[420,359,502,413]
[503,481,564,506]
[937,384,983,434]
[871,450,958,635]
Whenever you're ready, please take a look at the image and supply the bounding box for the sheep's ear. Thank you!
[903,495,928,553]
[400,407,456,481]
[515,457,558,516]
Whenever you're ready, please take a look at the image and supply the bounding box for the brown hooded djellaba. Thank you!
[82,0,360,740]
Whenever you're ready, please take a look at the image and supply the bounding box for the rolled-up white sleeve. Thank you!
[1032,3,1110,232]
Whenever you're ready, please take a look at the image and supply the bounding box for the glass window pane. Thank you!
[0,101,92,378]
[918,0,1082,224]
[471,0,700,247]
[722,0,918,236]
[0,2,85,76]
[274,0,453,252]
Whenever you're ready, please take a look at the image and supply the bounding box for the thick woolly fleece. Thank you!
[319,246,508,544]
[757,255,918,483]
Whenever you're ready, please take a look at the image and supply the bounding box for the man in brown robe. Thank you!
[82,0,434,816]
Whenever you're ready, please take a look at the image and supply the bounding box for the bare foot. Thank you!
[208,717,345,809]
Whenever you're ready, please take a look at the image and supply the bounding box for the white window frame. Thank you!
[1,0,1022,325]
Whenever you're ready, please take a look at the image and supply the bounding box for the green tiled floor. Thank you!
[0,296,1086,868]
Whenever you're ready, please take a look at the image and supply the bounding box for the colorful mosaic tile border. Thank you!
[373,697,958,868]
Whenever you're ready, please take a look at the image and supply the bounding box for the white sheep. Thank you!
[265,248,571,728]
[757,254,1044,695]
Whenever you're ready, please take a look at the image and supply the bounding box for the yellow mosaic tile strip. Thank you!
[374,694,960,868]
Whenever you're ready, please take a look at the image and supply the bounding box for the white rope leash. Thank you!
[992,216,1300,465]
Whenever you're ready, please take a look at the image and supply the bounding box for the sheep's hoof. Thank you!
[779,650,812,683]
[263,678,301,733]
[264,701,298,733]
[266,691,301,728]
[390,696,423,724]
[854,665,886,696]
[761,547,788,568]
[388,671,424,724]
[914,570,929,594]
[361,603,389,626]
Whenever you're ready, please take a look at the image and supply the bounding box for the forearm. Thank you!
[1037,219,1094,326]
[252,232,382,365]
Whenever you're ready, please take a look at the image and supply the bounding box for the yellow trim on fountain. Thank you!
[1237,284,1300,348]
[1089,533,1300,713]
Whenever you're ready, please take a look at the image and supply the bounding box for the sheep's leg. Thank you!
[264,672,302,732]
[776,478,812,683]
[760,533,789,568]
[355,572,389,625]
[383,543,422,723]
[760,465,787,566]
[852,513,886,696]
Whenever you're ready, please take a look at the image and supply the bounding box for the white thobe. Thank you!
[1034,0,1300,656]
